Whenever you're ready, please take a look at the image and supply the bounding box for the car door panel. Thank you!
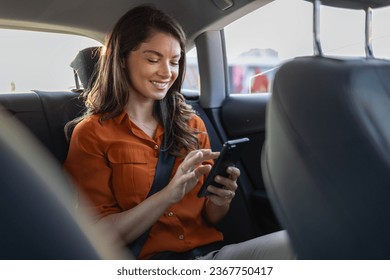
[221,93,282,234]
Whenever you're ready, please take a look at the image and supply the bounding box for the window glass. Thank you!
[321,5,390,59]
[183,47,199,93]
[224,0,390,94]
[0,29,102,92]
[224,0,313,94]
[321,7,365,57]
[367,6,390,60]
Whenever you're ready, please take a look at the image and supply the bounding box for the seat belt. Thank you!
[128,148,176,258]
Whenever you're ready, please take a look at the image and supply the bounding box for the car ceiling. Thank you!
[0,0,273,46]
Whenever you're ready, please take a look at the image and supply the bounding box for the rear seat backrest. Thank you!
[0,90,85,163]
[35,90,85,162]
[0,92,52,149]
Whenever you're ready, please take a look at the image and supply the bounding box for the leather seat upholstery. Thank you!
[262,56,390,259]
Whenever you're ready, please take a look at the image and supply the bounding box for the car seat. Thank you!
[70,46,101,90]
[261,0,390,259]
[0,109,125,259]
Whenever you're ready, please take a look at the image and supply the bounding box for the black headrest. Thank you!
[262,57,390,259]
[305,0,390,9]
[70,47,101,89]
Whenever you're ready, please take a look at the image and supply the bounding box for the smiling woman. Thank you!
[0,29,101,92]
[2,0,390,272]
[63,5,295,260]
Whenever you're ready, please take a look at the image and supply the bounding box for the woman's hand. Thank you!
[202,166,240,224]
[163,149,219,204]
[206,166,240,206]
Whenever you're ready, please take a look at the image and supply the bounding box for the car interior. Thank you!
[0,1,278,259]
[0,0,390,260]
[0,44,272,259]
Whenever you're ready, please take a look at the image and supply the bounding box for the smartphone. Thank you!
[197,137,250,197]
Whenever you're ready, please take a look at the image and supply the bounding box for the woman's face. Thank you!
[125,31,181,102]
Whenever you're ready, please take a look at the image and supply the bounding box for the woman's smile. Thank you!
[125,31,181,102]
[151,80,169,90]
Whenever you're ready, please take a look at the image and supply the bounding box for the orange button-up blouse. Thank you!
[64,111,223,259]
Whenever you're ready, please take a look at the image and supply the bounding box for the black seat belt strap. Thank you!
[129,148,176,258]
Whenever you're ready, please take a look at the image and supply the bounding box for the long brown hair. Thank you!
[66,5,199,156]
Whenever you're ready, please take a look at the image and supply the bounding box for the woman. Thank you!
[64,5,294,260]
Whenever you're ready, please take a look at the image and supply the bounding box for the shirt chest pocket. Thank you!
[107,149,153,208]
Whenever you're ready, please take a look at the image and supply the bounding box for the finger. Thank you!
[183,150,218,172]
[214,175,238,191]
[181,149,220,174]
[180,151,202,173]
[176,171,197,186]
[191,150,219,166]
[185,150,202,162]
[226,166,240,181]
[207,185,236,199]
[186,149,212,159]
[225,190,235,199]
[206,194,233,207]
[193,164,212,179]
[178,164,211,184]
[198,149,220,161]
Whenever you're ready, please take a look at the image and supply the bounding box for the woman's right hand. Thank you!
[163,149,219,204]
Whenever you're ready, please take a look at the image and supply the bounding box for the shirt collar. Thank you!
[113,110,165,139]
[113,111,128,125]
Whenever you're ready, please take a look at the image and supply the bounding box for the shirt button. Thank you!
[154,145,159,150]
[178,235,184,240]
[168,211,174,217]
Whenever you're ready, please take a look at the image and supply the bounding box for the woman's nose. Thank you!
[157,61,172,78]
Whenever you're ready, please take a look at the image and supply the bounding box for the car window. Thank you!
[320,5,390,59]
[0,29,102,93]
[224,0,313,94]
[224,0,390,94]
[183,47,200,93]
[370,7,390,59]
[0,29,200,94]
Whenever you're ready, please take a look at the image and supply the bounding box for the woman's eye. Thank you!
[147,58,158,63]
[170,61,179,66]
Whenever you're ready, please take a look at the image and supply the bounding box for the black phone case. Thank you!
[197,137,249,197]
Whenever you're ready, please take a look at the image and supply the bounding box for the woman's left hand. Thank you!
[206,166,240,206]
